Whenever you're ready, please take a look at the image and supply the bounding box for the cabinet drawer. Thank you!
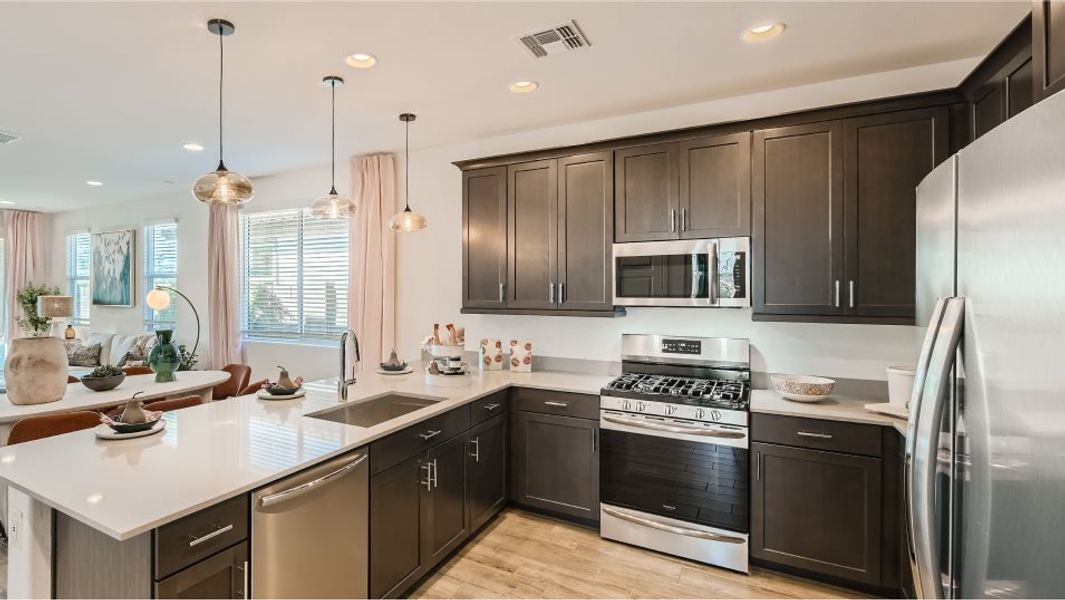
[371,406,470,475]
[469,391,508,426]
[512,387,599,420]
[752,413,882,457]
[154,494,249,580]
[155,541,248,599]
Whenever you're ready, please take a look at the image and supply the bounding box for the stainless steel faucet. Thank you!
[339,329,361,400]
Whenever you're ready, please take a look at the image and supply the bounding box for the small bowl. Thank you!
[771,375,836,403]
[107,416,160,434]
[80,373,126,392]
[379,362,409,372]
[265,385,301,396]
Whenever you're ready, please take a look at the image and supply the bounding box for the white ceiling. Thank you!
[0,1,1029,212]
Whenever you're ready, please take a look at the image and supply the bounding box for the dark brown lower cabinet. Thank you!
[511,409,599,522]
[752,442,883,586]
[421,433,470,565]
[155,542,248,599]
[370,455,425,599]
[468,414,507,532]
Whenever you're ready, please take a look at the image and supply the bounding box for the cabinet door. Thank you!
[844,107,948,319]
[678,132,751,238]
[421,433,469,566]
[467,414,507,532]
[155,541,247,599]
[462,167,507,309]
[1034,0,1065,100]
[971,80,1006,140]
[513,411,599,521]
[751,442,883,586]
[752,121,845,316]
[370,455,423,599]
[507,160,558,309]
[614,142,679,242]
[557,152,614,311]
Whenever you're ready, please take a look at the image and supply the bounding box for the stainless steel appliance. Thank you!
[612,238,750,307]
[910,88,1065,598]
[251,450,368,598]
[599,334,751,572]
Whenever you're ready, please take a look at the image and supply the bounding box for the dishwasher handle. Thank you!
[258,453,367,508]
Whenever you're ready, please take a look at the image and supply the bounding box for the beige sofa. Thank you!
[68,332,158,376]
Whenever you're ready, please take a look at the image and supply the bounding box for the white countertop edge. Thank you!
[750,389,910,435]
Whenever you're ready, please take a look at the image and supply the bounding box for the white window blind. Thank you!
[240,208,349,343]
[144,222,178,331]
[65,232,91,325]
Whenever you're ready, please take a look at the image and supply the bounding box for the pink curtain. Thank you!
[207,204,241,368]
[4,211,46,342]
[349,154,397,372]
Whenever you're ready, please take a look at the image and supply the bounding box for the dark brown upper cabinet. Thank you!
[753,121,845,317]
[1034,1,1065,100]
[507,160,558,310]
[614,142,679,242]
[678,132,752,239]
[557,152,614,311]
[961,14,1034,143]
[462,167,507,309]
[843,107,949,319]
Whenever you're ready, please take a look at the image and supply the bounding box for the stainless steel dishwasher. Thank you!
[251,449,368,598]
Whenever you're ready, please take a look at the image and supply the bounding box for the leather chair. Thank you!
[67,375,79,384]
[143,395,202,413]
[238,379,268,396]
[8,411,102,445]
[213,364,252,400]
[122,366,153,376]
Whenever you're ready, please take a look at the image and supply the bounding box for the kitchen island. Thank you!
[0,366,611,599]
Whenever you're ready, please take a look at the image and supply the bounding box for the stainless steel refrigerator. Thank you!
[910,88,1065,599]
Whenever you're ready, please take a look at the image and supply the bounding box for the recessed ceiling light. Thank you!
[743,22,786,43]
[0,200,14,205]
[182,142,204,151]
[509,81,539,94]
[345,53,377,68]
[85,180,103,187]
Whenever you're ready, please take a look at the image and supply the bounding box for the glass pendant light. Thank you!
[310,76,356,219]
[192,19,254,206]
[389,113,428,232]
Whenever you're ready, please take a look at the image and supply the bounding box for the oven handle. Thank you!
[600,413,746,439]
[602,506,745,544]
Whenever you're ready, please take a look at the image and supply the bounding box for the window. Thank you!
[65,232,91,325]
[144,222,178,331]
[241,208,348,342]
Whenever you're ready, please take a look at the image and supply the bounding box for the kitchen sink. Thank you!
[307,393,443,428]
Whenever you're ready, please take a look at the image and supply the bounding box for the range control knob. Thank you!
[622,400,632,411]
[635,401,646,412]
[694,408,705,420]
[711,409,723,422]
[665,405,676,416]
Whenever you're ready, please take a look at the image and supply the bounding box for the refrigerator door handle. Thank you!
[906,297,964,600]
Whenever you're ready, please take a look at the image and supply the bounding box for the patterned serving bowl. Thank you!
[771,375,836,403]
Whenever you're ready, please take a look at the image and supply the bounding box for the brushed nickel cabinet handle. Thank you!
[431,458,439,489]
[548,282,555,304]
[498,282,505,303]
[797,431,833,440]
[417,429,442,441]
[834,280,841,307]
[681,208,688,231]
[849,280,855,308]
[188,524,234,547]
[421,462,432,491]
[544,401,569,408]
[558,282,565,304]
[670,209,677,232]
[470,437,480,462]
[483,403,500,411]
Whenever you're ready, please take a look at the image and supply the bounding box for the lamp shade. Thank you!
[193,167,254,205]
[146,288,172,311]
[37,295,73,319]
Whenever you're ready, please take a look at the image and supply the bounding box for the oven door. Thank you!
[599,410,749,534]
[612,238,750,307]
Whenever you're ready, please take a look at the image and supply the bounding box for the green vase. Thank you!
[148,329,181,383]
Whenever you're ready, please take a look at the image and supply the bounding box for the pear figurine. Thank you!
[120,392,149,424]
[277,366,297,389]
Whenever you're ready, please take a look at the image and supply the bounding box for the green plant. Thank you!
[87,365,123,378]
[177,344,199,371]
[16,283,61,336]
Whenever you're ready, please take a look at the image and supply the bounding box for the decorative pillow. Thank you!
[64,342,102,367]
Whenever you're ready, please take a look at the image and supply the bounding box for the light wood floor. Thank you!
[411,509,868,599]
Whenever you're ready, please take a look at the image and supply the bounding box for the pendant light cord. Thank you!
[330,80,337,194]
[217,28,225,171]
[404,119,411,211]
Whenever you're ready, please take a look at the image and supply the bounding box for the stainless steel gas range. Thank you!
[599,334,751,573]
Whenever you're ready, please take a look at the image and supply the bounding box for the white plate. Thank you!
[95,420,165,440]
[257,389,307,401]
[777,391,832,403]
[377,367,413,375]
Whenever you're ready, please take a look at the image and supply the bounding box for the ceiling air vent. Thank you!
[518,20,590,58]
[0,131,21,144]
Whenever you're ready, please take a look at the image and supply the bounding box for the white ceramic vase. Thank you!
[4,336,68,405]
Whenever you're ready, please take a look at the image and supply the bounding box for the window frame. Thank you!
[65,231,92,326]
[143,220,179,332]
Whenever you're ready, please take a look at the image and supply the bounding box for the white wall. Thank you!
[392,59,974,380]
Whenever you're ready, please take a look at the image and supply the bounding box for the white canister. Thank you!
[479,339,504,371]
[886,365,917,408]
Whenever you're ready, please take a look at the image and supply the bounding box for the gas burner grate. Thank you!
[605,373,749,405]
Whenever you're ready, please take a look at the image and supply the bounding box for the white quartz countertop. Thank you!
[0,367,610,541]
[750,389,909,436]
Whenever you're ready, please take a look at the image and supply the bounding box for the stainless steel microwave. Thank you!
[612,238,751,307]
